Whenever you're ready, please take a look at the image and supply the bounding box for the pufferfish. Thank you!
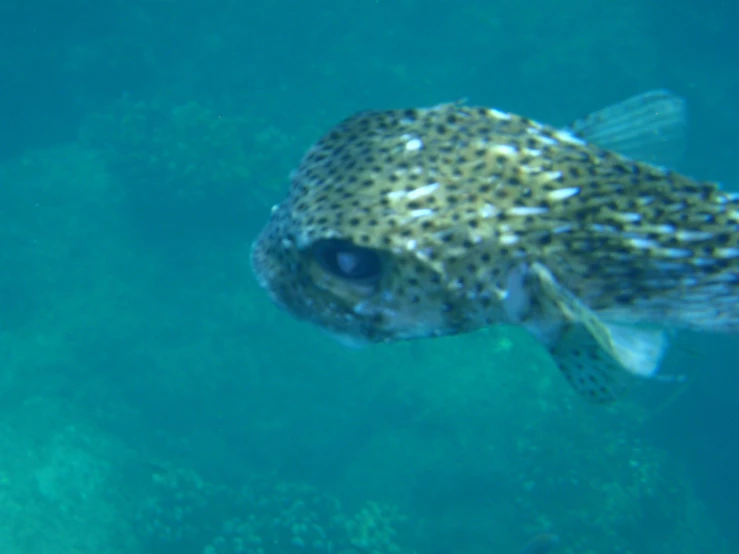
[251,90,739,403]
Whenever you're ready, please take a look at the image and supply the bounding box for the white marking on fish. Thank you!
[661,248,693,258]
[479,203,499,218]
[542,170,564,182]
[676,230,713,242]
[654,261,689,270]
[716,247,739,258]
[547,187,579,201]
[692,258,716,266]
[552,224,573,234]
[507,206,549,216]
[645,224,676,234]
[404,137,424,152]
[490,144,517,157]
[406,182,439,200]
[387,190,407,201]
[487,108,511,120]
[500,234,519,245]
[409,208,435,218]
[553,130,586,145]
[536,135,559,146]
[629,238,657,249]
[614,212,642,223]
[590,223,617,233]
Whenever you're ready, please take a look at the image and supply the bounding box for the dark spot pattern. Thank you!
[252,101,739,349]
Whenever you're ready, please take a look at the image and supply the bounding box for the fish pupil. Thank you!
[313,239,383,282]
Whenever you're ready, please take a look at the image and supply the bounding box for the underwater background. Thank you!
[0,0,737,552]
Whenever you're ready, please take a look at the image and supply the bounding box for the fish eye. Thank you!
[312,239,383,282]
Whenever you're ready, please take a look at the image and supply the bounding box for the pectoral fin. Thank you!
[549,324,637,403]
[529,263,669,403]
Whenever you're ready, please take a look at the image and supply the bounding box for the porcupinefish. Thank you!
[251,90,739,403]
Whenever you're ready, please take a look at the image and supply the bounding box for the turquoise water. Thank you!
[0,1,737,552]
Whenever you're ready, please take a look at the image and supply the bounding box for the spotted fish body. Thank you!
[252,91,739,403]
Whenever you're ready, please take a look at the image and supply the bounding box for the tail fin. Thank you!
[567,89,687,169]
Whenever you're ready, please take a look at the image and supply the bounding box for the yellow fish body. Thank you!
[251,91,738,403]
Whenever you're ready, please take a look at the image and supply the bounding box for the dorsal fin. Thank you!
[566,89,687,169]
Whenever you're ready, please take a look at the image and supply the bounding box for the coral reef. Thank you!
[134,468,407,554]
[80,99,256,224]
[0,397,139,554]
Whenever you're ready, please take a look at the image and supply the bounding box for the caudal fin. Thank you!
[567,89,687,169]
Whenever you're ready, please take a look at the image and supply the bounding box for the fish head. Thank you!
[251,105,521,344]
[251,211,459,345]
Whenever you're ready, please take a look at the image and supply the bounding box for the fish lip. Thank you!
[249,239,271,290]
[322,328,372,348]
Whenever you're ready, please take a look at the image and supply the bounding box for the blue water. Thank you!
[0,1,737,552]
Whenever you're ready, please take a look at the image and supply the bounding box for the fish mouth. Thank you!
[322,329,372,349]
[249,237,273,292]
